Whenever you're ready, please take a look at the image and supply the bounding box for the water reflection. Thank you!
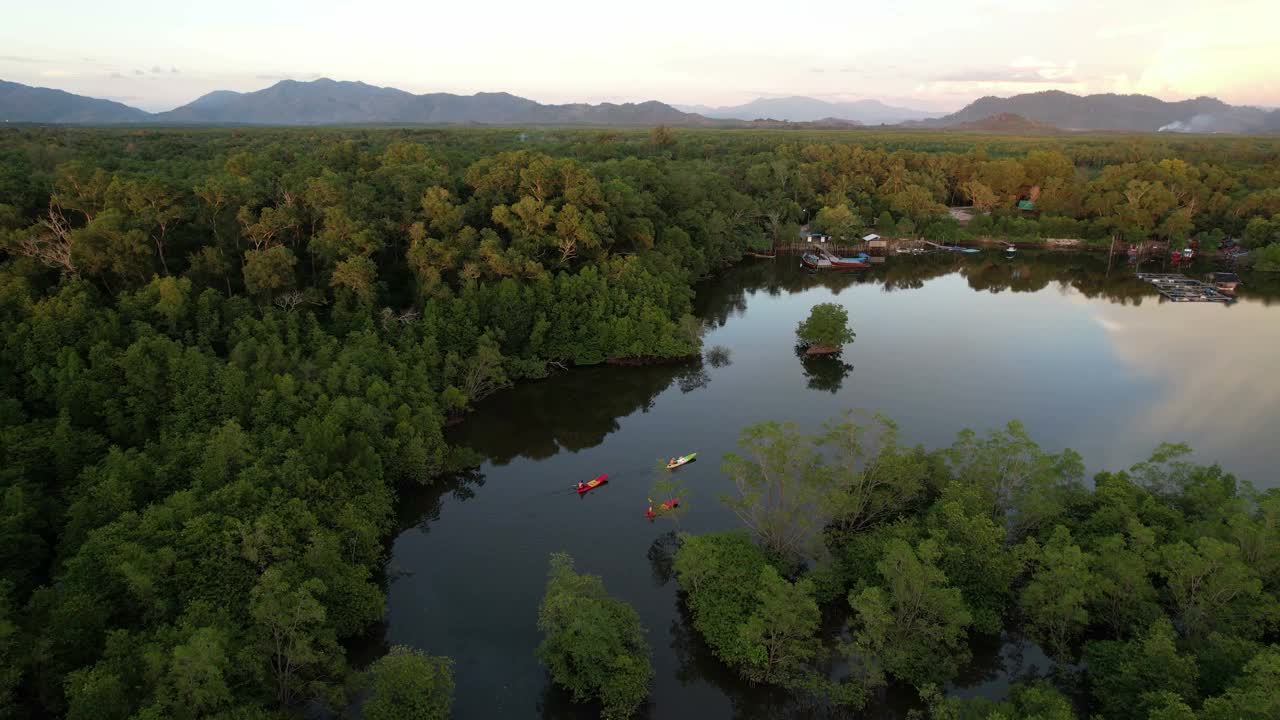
[647,531,680,587]
[798,351,855,394]
[1089,297,1280,478]
[449,364,693,465]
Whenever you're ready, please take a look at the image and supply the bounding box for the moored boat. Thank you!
[666,453,697,470]
[804,248,869,270]
[575,474,608,494]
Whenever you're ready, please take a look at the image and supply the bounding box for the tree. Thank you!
[1089,527,1162,636]
[1200,648,1280,720]
[1084,617,1199,720]
[960,179,999,212]
[1019,526,1095,659]
[937,680,1074,720]
[942,421,1084,534]
[811,203,862,241]
[647,471,688,527]
[672,532,768,667]
[650,125,676,150]
[1159,537,1273,640]
[248,566,336,709]
[795,303,855,354]
[536,553,651,719]
[158,626,234,719]
[363,646,453,720]
[721,421,832,564]
[738,566,821,685]
[848,538,972,688]
[242,246,297,299]
[820,413,928,533]
[925,486,1024,636]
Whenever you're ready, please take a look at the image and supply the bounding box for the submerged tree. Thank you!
[363,646,454,720]
[648,471,689,527]
[721,421,833,565]
[739,566,821,686]
[848,538,972,688]
[536,553,652,719]
[795,303,855,355]
[1020,526,1096,659]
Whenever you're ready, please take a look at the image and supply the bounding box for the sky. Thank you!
[2,0,1278,113]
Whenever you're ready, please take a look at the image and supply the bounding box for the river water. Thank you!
[377,252,1280,719]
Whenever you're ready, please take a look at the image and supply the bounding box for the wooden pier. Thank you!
[1136,273,1235,303]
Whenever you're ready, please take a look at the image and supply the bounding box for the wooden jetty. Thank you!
[923,240,980,254]
[1136,273,1235,303]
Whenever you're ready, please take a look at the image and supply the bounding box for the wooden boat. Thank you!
[575,474,608,494]
[645,498,681,519]
[803,250,869,270]
[666,453,697,470]
[820,247,870,268]
[801,252,830,270]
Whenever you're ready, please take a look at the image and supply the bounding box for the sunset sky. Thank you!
[2,0,1277,112]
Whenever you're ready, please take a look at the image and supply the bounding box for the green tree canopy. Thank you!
[536,553,652,720]
[795,302,855,352]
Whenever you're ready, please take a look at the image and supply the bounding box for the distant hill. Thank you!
[680,95,935,124]
[948,113,1059,134]
[1,78,719,127]
[6,78,1278,132]
[0,79,150,123]
[929,90,1272,133]
[153,78,714,126]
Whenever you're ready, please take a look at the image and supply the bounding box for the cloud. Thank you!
[938,58,1078,85]
[109,71,125,79]
[0,55,44,63]
[936,69,1067,84]
[170,67,180,74]
[133,69,145,76]
[150,65,164,74]
[810,65,860,74]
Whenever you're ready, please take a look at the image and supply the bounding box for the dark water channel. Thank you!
[376,252,1280,718]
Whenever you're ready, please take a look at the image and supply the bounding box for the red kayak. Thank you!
[575,474,608,494]
[645,497,680,519]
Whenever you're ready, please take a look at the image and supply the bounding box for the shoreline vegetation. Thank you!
[664,415,1279,720]
[1,125,1278,718]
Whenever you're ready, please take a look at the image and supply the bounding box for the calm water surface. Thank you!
[378,252,1280,719]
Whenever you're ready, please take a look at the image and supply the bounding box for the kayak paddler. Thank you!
[577,481,585,492]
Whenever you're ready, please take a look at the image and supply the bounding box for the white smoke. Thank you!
[1158,114,1221,133]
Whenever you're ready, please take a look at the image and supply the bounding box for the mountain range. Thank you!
[675,96,935,124]
[0,79,150,123]
[1,78,1277,133]
[922,90,1277,133]
[151,78,707,126]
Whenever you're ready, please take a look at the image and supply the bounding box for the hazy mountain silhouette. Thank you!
[2,78,714,126]
[928,90,1272,133]
[3,79,1277,132]
[0,79,150,123]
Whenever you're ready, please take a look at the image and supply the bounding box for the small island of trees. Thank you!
[796,302,856,355]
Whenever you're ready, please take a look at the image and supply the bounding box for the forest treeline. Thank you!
[1,126,1279,718]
